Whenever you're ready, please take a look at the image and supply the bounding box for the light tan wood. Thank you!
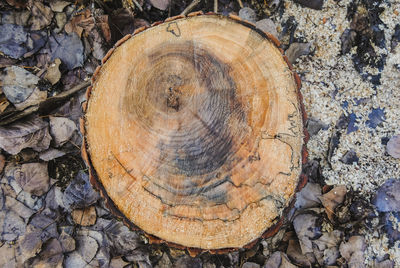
[85,14,304,250]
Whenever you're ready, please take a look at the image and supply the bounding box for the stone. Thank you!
[387,135,400,158]
[239,7,257,23]
[256,19,278,38]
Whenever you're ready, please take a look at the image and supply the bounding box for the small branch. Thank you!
[181,0,201,15]
[214,0,218,13]
[237,0,243,8]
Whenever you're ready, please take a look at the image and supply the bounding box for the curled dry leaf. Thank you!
[104,220,142,255]
[64,9,93,37]
[0,116,51,155]
[295,182,322,209]
[29,2,54,30]
[49,116,77,147]
[71,205,97,226]
[319,185,347,221]
[14,162,50,196]
[387,135,400,158]
[14,87,47,111]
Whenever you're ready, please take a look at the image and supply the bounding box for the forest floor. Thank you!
[0,0,399,267]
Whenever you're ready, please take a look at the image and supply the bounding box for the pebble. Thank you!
[387,135,400,158]
[239,7,257,24]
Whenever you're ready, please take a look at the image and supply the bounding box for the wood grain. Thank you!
[85,14,305,250]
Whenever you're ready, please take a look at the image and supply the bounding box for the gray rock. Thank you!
[1,66,39,104]
[256,19,279,38]
[372,178,400,212]
[285,42,311,64]
[63,171,99,210]
[0,24,28,58]
[49,33,85,70]
[239,7,257,23]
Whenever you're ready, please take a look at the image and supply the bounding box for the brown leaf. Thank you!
[14,162,50,196]
[319,185,347,221]
[0,94,10,113]
[64,9,94,37]
[45,58,61,85]
[0,154,5,174]
[29,2,54,30]
[5,0,28,8]
[0,116,52,154]
[49,116,77,147]
[97,15,111,43]
[31,238,64,268]
[71,206,97,226]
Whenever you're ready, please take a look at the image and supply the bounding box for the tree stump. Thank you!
[82,13,308,252]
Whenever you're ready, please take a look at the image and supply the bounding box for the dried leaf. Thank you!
[0,243,22,267]
[0,24,28,58]
[45,58,62,85]
[63,171,99,210]
[295,183,321,209]
[293,213,322,254]
[0,154,5,174]
[105,220,142,255]
[285,42,311,64]
[14,162,49,196]
[0,210,25,241]
[49,0,71,12]
[64,9,93,37]
[97,15,111,43]
[49,33,85,70]
[5,0,28,8]
[372,179,400,212]
[387,135,400,158]
[49,116,77,147]
[71,206,97,226]
[39,148,66,161]
[76,235,99,263]
[14,87,47,111]
[31,238,63,267]
[149,0,170,10]
[111,257,130,268]
[0,95,10,113]
[20,231,43,262]
[339,236,366,268]
[0,116,51,154]
[319,185,346,221]
[29,2,54,30]
[1,66,39,105]
[59,230,76,253]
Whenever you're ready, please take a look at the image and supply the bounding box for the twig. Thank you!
[237,0,243,8]
[0,81,90,126]
[214,0,218,13]
[181,0,201,15]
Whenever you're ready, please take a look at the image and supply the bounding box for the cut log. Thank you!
[83,13,308,251]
